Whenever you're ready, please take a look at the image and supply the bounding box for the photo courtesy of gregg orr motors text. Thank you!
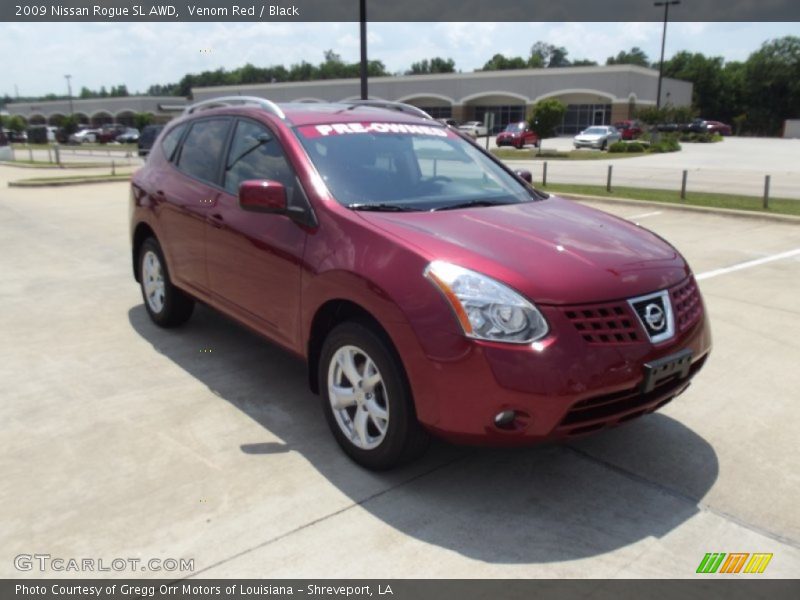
[14,554,194,573]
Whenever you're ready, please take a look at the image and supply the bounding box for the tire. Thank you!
[319,321,429,470]
[601,140,608,151]
[138,237,194,328]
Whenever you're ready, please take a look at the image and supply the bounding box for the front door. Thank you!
[205,118,307,352]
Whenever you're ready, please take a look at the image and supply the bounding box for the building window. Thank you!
[559,104,611,134]
[474,105,526,134]
[421,106,452,119]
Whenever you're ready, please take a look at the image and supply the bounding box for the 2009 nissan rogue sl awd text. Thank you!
[130,97,711,469]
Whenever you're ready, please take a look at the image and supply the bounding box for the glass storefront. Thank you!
[474,105,527,134]
[422,106,453,119]
[558,104,612,134]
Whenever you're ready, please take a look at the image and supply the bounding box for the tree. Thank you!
[406,57,456,75]
[133,113,154,130]
[662,51,726,119]
[529,42,570,68]
[6,115,27,133]
[606,47,650,67]
[529,98,566,139]
[742,36,800,135]
[481,53,528,71]
[571,59,599,67]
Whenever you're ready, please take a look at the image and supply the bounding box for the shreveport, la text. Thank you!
[16,584,394,597]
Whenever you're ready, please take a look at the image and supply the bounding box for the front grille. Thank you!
[562,303,640,344]
[671,277,703,333]
[563,277,703,345]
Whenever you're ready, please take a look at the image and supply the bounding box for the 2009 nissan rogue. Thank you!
[130,97,711,469]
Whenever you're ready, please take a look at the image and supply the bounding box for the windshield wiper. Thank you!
[348,202,417,212]
[431,199,512,211]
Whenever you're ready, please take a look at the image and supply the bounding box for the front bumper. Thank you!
[574,139,605,148]
[398,278,712,445]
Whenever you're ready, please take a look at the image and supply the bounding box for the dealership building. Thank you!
[191,65,692,134]
[5,96,187,128]
[6,65,691,135]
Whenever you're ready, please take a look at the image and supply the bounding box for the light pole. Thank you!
[654,0,679,110]
[359,0,367,100]
[64,74,74,116]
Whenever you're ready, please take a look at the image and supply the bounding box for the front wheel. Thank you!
[139,238,194,328]
[319,322,429,470]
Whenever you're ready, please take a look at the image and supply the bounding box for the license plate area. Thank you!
[642,348,693,393]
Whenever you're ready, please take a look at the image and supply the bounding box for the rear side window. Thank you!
[176,119,231,184]
[160,124,185,161]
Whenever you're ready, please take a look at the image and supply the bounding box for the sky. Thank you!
[1,21,797,98]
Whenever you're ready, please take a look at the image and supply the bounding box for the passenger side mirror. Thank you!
[239,180,287,213]
[515,169,533,184]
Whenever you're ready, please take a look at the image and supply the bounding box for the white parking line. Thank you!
[696,248,800,281]
[627,211,662,220]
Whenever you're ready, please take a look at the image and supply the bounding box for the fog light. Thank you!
[494,410,516,429]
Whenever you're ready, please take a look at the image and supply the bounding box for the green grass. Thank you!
[539,183,800,217]
[491,148,644,161]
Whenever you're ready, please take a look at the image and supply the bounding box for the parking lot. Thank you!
[1,163,799,578]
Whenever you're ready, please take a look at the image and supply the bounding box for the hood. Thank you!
[497,131,520,138]
[356,196,688,305]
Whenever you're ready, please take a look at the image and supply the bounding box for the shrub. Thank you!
[626,142,646,153]
[608,141,627,153]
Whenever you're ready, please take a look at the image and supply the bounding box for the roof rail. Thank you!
[183,96,286,119]
[343,100,433,120]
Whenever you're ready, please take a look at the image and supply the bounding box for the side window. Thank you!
[160,124,185,162]
[224,120,295,197]
[176,119,231,184]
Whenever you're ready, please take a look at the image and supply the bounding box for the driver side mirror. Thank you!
[239,180,287,213]
[514,169,533,184]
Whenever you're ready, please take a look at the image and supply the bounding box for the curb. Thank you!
[0,161,122,170]
[9,177,131,188]
[555,192,800,224]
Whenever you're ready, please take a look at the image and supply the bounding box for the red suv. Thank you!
[495,121,540,149]
[131,97,711,469]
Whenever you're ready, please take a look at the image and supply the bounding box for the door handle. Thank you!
[207,213,224,228]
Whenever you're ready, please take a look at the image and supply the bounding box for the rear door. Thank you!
[204,118,308,351]
[157,117,232,295]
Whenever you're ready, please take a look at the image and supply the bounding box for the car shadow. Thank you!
[128,303,719,564]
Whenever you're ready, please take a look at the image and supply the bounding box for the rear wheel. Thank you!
[139,238,194,328]
[319,321,429,470]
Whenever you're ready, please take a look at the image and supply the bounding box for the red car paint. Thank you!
[131,103,710,446]
[495,122,540,149]
[614,120,643,140]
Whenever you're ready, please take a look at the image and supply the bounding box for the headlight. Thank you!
[424,260,548,344]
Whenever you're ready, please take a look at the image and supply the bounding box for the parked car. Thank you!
[495,122,540,149]
[116,128,140,143]
[137,124,164,157]
[96,124,128,143]
[684,118,732,136]
[613,120,643,140]
[458,120,488,138]
[4,129,28,143]
[69,128,100,144]
[573,125,622,150]
[131,97,711,469]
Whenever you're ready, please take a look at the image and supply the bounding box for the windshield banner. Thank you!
[297,123,453,138]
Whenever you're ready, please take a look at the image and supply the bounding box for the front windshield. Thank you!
[295,122,537,211]
[583,127,607,134]
[505,122,525,132]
